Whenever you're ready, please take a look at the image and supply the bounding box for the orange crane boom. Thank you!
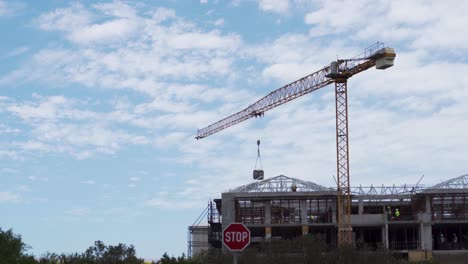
[195,42,396,246]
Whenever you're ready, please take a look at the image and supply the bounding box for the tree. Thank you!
[158,252,201,264]
[84,240,143,264]
[39,240,144,264]
[0,228,36,264]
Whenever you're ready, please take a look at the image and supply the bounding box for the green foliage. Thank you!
[38,241,144,264]
[180,236,416,264]
[1,227,144,264]
[158,253,194,264]
[0,228,36,264]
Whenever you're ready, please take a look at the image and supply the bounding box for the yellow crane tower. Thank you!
[195,42,396,245]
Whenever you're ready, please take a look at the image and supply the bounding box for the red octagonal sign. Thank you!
[223,223,251,251]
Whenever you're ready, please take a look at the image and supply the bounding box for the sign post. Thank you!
[223,223,251,264]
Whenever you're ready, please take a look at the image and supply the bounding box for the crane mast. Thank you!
[196,42,396,246]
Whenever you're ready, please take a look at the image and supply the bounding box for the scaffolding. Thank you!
[208,199,222,249]
[187,205,209,258]
[307,198,334,223]
[388,224,420,250]
[431,193,468,221]
[236,200,265,224]
[271,199,302,224]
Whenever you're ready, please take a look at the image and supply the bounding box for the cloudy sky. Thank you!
[1,0,467,260]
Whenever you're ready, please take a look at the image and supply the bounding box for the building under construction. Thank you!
[188,174,468,257]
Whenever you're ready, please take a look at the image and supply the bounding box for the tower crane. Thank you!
[195,42,396,246]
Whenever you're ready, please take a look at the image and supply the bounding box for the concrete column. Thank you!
[221,194,236,230]
[358,199,363,215]
[300,200,308,224]
[420,223,433,250]
[425,196,431,214]
[419,196,433,250]
[331,228,337,247]
[265,201,272,240]
[383,224,389,249]
[265,200,271,225]
[332,205,337,224]
[382,209,388,249]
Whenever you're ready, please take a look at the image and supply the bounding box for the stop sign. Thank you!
[223,223,251,251]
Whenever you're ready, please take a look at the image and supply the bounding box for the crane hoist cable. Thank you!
[253,140,264,180]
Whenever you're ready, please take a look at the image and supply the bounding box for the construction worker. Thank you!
[387,206,392,221]
[291,183,297,192]
[395,208,400,220]
[310,214,317,223]
[452,233,458,249]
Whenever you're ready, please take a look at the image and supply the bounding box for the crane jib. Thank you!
[195,43,395,139]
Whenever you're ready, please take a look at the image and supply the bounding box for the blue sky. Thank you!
[1,0,468,260]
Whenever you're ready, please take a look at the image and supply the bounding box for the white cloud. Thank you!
[0,1,9,16]
[154,132,188,148]
[65,207,90,216]
[200,0,208,4]
[37,3,92,31]
[17,185,31,192]
[5,46,29,57]
[30,123,147,155]
[0,150,19,160]
[134,96,194,114]
[0,3,251,161]
[165,31,241,50]
[0,191,20,202]
[7,95,69,121]
[0,0,23,17]
[28,176,49,182]
[0,2,244,101]
[0,123,20,134]
[151,7,176,23]
[1,167,18,174]
[258,0,290,14]
[68,18,139,44]
[1,94,155,158]
[92,1,138,18]
[37,2,140,45]
[81,180,96,185]
[247,34,355,83]
[304,0,468,51]
[213,18,224,26]
[129,177,140,182]
[146,196,200,209]
[7,22,241,89]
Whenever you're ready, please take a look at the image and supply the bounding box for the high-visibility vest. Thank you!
[395,210,400,217]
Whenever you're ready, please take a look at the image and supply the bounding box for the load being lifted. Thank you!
[253,140,264,180]
[195,42,396,246]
